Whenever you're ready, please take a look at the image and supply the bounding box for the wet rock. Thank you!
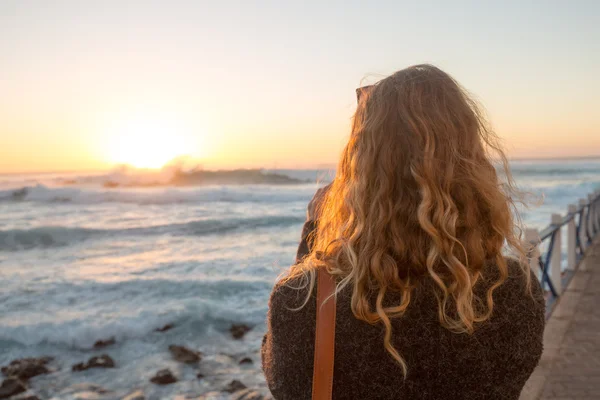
[168,345,202,364]
[1,357,51,381]
[196,373,205,379]
[230,324,252,340]
[155,324,174,332]
[189,392,221,400]
[103,181,119,188]
[238,357,253,365]
[223,380,247,393]
[231,389,267,400]
[11,188,28,201]
[150,369,177,385]
[93,338,116,349]
[122,390,145,400]
[60,383,110,396]
[57,382,113,400]
[0,378,26,399]
[72,355,115,371]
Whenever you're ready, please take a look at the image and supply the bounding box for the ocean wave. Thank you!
[0,226,103,250]
[0,278,272,349]
[510,163,600,178]
[43,166,307,188]
[0,184,315,205]
[0,215,305,251]
[0,301,267,349]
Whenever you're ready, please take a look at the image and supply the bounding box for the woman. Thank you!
[262,65,545,400]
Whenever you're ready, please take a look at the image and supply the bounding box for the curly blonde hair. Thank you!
[284,64,528,375]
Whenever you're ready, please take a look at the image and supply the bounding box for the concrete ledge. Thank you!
[519,238,598,400]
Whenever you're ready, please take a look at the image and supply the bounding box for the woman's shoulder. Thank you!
[268,271,317,315]
[499,257,542,294]
[262,271,318,399]
[480,256,546,319]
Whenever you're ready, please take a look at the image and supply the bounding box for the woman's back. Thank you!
[261,65,545,399]
[262,259,544,400]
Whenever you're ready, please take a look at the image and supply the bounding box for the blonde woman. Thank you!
[262,65,544,400]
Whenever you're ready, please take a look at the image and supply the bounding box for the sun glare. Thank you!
[106,116,194,169]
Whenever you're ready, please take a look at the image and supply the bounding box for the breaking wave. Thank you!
[0,215,305,250]
[0,184,315,205]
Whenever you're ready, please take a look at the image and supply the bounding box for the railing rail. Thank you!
[526,189,600,318]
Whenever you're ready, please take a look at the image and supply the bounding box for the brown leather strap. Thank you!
[312,268,336,400]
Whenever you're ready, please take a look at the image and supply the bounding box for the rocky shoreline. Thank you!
[0,324,270,400]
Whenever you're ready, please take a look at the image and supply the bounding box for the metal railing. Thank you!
[525,189,600,318]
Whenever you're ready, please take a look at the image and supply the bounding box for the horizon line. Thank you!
[1,154,599,176]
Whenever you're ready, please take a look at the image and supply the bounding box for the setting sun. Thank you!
[105,116,195,169]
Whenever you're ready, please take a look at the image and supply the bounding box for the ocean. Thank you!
[1,159,599,399]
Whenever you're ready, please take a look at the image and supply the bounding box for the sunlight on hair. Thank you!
[284,64,529,376]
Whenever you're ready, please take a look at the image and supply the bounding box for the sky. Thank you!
[0,0,599,173]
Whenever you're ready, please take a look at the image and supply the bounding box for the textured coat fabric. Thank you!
[261,259,545,400]
[295,220,316,264]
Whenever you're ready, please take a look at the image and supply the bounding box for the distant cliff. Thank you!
[96,168,308,188]
[169,169,307,186]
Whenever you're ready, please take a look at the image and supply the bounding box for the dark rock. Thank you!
[239,357,253,365]
[87,355,115,369]
[121,390,145,400]
[71,363,84,372]
[103,181,119,188]
[230,324,252,340]
[72,355,115,371]
[0,378,26,399]
[231,389,267,400]
[223,380,247,393]
[11,188,28,201]
[155,324,174,332]
[1,357,51,381]
[93,338,116,349]
[3,363,47,381]
[168,345,201,364]
[150,369,177,385]
[196,373,204,379]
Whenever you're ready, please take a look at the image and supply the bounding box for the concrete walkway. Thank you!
[521,238,600,400]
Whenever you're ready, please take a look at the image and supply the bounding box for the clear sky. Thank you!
[1,0,599,173]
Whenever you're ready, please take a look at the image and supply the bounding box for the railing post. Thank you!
[550,214,563,294]
[525,228,541,280]
[597,190,600,233]
[588,193,596,238]
[593,190,600,235]
[579,198,588,251]
[567,204,577,270]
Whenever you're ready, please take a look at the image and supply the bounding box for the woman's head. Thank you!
[289,64,526,374]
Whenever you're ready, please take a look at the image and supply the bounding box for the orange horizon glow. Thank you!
[1,99,599,174]
[2,149,600,176]
[1,2,598,174]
